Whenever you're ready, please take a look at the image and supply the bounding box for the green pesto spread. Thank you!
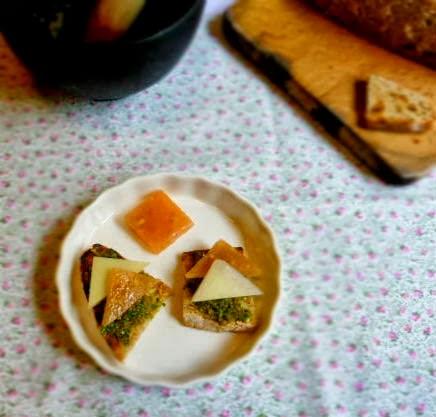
[101,296,164,346]
[194,297,252,324]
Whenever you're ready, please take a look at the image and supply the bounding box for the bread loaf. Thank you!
[312,0,436,68]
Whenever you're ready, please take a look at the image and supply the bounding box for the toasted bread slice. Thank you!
[365,75,434,133]
[101,269,172,360]
[181,248,257,333]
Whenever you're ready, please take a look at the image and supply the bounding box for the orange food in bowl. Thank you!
[125,190,193,254]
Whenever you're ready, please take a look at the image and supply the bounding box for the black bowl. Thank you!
[1,0,205,100]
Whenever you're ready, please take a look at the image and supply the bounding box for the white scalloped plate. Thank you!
[56,174,281,387]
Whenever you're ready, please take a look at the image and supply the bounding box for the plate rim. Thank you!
[55,172,282,387]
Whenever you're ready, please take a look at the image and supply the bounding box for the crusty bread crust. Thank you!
[312,0,436,68]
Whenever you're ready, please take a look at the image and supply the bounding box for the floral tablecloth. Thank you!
[0,1,435,416]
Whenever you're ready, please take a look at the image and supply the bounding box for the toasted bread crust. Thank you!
[181,249,209,279]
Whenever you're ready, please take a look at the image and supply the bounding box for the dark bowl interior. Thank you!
[1,0,205,99]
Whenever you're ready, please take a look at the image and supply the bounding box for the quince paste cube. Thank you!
[186,239,261,278]
[125,190,193,254]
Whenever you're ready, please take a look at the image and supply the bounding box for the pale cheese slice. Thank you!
[192,259,263,302]
[88,257,148,307]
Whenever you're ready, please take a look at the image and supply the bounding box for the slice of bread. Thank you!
[101,269,172,360]
[181,248,257,333]
[365,75,434,133]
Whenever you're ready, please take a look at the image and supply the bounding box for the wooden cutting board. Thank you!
[223,0,436,184]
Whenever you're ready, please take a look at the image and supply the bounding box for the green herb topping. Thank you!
[101,296,164,346]
[194,297,252,324]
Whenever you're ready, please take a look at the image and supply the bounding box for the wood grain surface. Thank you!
[224,0,436,183]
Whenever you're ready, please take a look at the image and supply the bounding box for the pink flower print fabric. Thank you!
[0,3,435,416]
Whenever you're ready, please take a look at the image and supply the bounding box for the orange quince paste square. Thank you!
[185,239,261,278]
[125,190,193,254]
